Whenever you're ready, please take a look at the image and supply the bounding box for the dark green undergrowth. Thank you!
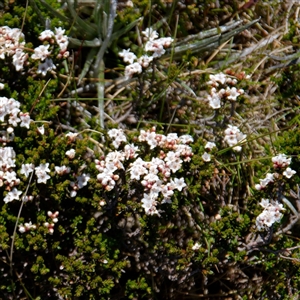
[0,1,300,299]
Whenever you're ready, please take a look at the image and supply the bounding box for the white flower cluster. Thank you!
[1,147,22,203]
[224,125,247,152]
[0,26,27,71]
[21,211,60,234]
[34,27,69,76]
[256,199,285,231]
[95,127,193,215]
[0,96,33,204]
[0,97,32,131]
[62,141,90,198]
[119,27,174,79]
[0,26,69,75]
[272,153,291,169]
[20,162,53,185]
[43,211,59,234]
[108,128,127,149]
[255,154,296,190]
[255,173,274,191]
[206,72,245,109]
[18,221,36,233]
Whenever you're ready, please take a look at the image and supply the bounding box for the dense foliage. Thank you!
[0,0,300,299]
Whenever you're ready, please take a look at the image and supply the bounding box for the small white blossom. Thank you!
[272,154,291,168]
[77,173,90,189]
[31,45,51,61]
[283,167,296,179]
[39,29,54,40]
[20,163,35,178]
[37,125,45,135]
[119,49,137,64]
[55,165,71,175]
[125,62,142,79]
[226,86,242,101]
[19,112,32,129]
[37,58,56,76]
[141,27,159,41]
[66,149,76,159]
[208,73,227,86]
[202,152,211,162]
[205,142,216,150]
[137,55,153,68]
[171,177,186,191]
[65,132,78,141]
[192,242,201,250]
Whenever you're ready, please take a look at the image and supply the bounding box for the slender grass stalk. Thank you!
[9,171,34,299]
[94,0,117,128]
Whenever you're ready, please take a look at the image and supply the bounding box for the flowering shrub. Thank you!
[1,1,300,299]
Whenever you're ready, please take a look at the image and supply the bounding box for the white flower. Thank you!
[19,112,32,129]
[19,222,36,233]
[137,55,153,68]
[37,58,56,76]
[39,29,54,40]
[36,172,51,184]
[66,149,76,159]
[124,62,142,79]
[20,163,35,178]
[55,165,71,175]
[145,40,165,57]
[255,173,274,190]
[179,134,193,144]
[31,45,51,61]
[171,177,186,191]
[118,49,137,64]
[3,171,17,183]
[207,92,221,109]
[205,142,216,150]
[77,173,90,189]
[108,128,127,149]
[141,27,159,41]
[256,199,285,231]
[259,198,270,208]
[19,225,26,233]
[6,127,14,134]
[208,73,227,85]
[124,144,139,159]
[272,154,291,168]
[35,163,50,174]
[54,27,69,51]
[4,188,22,203]
[226,87,241,101]
[283,167,296,179]
[192,242,201,250]
[224,125,246,151]
[12,49,28,71]
[10,188,22,200]
[202,152,211,162]
[66,132,78,141]
[70,190,77,198]
[141,193,158,215]
[37,125,45,135]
